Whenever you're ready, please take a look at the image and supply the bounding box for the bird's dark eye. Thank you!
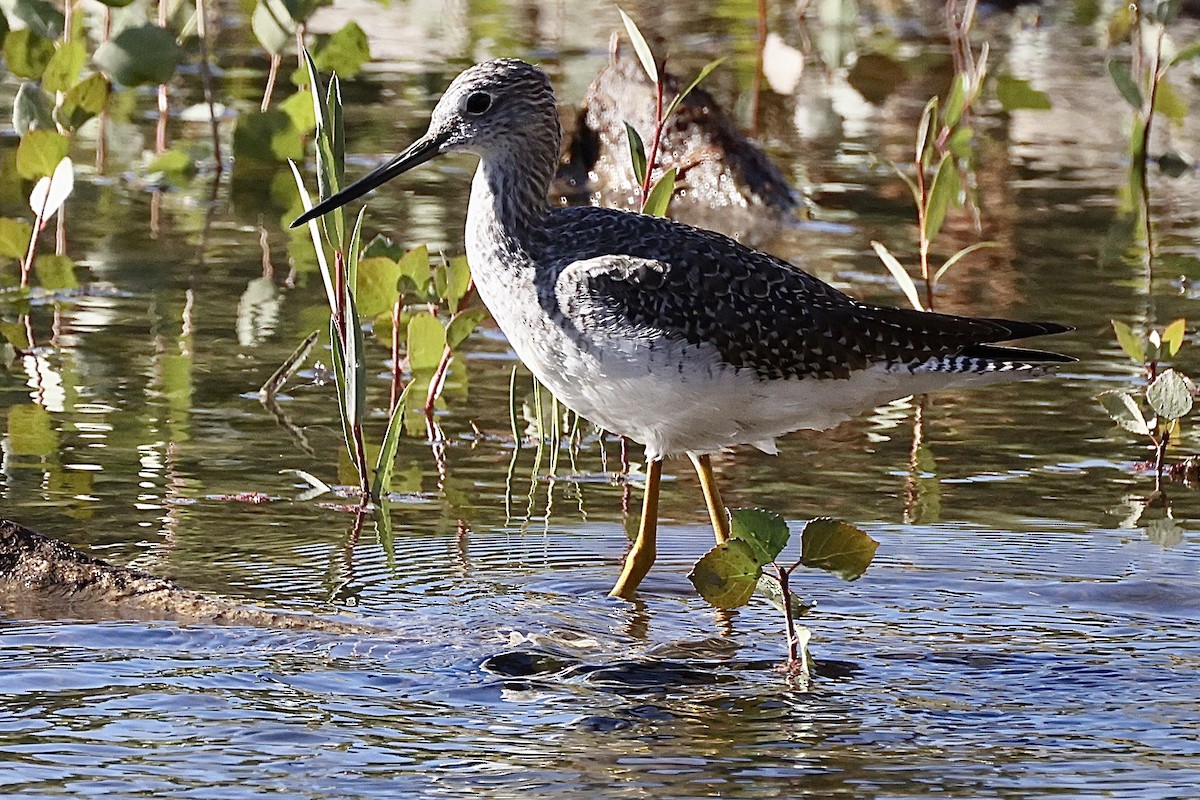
[465,91,492,114]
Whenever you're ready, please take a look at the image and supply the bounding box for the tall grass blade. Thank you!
[289,160,337,313]
[617,8,658,84]
[871,241,923,311]
[372,380,415,500]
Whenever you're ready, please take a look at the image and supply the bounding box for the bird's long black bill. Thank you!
[290,133,444,229]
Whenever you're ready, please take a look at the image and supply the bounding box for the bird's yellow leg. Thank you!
[689,452,730,544]
[609,458,663,599]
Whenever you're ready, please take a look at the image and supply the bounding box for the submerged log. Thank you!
[0,518,376,633]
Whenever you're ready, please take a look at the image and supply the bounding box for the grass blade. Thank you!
[932,241,999,287]
[258,329,319,399]
[662,57,724,122]
[871,240,923,311]
[618,8,658,84]
[289,160,337,313]
[642,167,676,217]
[372,380,415,500]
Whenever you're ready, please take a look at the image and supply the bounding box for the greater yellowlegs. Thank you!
[293,59,1071,599]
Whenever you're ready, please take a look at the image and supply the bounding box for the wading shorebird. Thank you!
[293,59,1071,599]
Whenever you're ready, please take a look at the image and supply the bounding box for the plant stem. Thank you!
[749,0,767,137]
[262,54,282,112]
[194,0,224,177]
[775,563,800,664]
[639,70,666,207]
[390,297,403,414]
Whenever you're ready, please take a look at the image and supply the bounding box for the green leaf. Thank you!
[354,256,402,318]
[233,110,304,162]
[1147,369,1193,421]
[362,233,405,260]
[729,508,790,565]
[1163,318,1186,356]
[57,74,108,132]
[42,40,85,93]
[289,160,337,313]
[932,241,999,287]
[327,315,355,466]
[397,244,432,294]
[438,255,471,312]
[943,74,968,128]
[624,121,647,186]
[617,7,657,84]
[33,253,76,290]
[946,126,974,160]
[406,311,447,371]
[3,0,64,38]
[1168,41,1200,68]
[279,88,316,133]
[94,24,184,86]
[995,75,1052,111]
[871,240,923,311]
[3,29,54,79]
[1107,59,1143,110]
[1098,390,1152,436]
[923,154,958,242]
[688,539,762,609]
[662,57,725,122]
[148,149,195,176]
[16,129,69,180]
[800,518,879,581]
[915,96,937,168]
[13,81,53,135]
[1157,0,1182,23]
[252,0,296,55]
[371,380,414,500]
[1154,77,1188,123]
[0,218,33,259]
[1111,320,1146,363]
[446,306,488,349]
[313,21,370,79]
[642,167,676,217]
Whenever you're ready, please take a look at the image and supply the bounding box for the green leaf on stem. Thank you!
[943,74,968,128]
[1154,78,1188,123]
[932,242,999,287]
[755,572,812,617]
[3,29,54,79]
[446,306,489,349]
[41,40,85,93]
[662,57,725,122]
[94,24,183,86]
[397,244,432,294]
[313,21,370,79]
[624,121,647,186]
[871,240,923,312]
[800,517,878,581]
[642,167,676,217]
[688,539,762,609]
[0,218,33,259]
[923,154,958,243]
[252,0,296,56]
[1107,59,1143,110]
[57,74,108,131]
[1147,369,1193,421]
[407,311,446,371]
[729,508,789,565]
[995,75,1052,111]
[1169,41,1200,68]
[13,81,53,135]
[354,257,402,318]
[617,7,658,84]
[915,97,937,168]
[279,89,316,133]
[1111,320,1146,363]
[16,129,69,180]
[437,255,471,313]
[1162,318,1186,356]
[5,0,64,38]
[1098,390,1152,436]
[33,253,76,290]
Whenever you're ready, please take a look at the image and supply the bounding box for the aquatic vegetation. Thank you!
[1100,318,1192,490]
[689,509,878,674]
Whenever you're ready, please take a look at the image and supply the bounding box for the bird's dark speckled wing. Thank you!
[548,207,1069,380]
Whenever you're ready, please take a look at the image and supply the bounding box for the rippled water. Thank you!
[3,1,1200,797]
